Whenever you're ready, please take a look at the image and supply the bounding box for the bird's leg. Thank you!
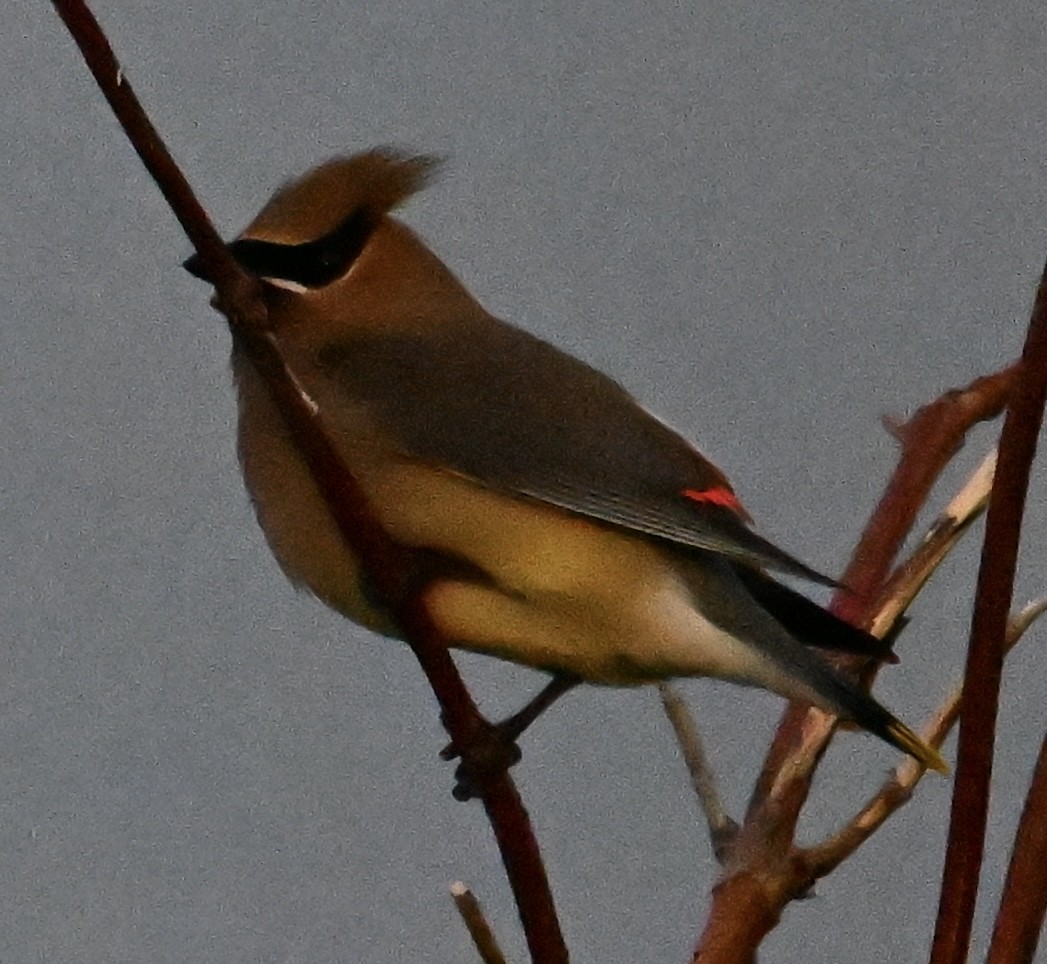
[442,674,581,801]
[493,673,582,744]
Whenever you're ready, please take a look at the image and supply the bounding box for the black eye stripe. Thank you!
[183,206,378,288]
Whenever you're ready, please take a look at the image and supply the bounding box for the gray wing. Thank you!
[318,316,831,584]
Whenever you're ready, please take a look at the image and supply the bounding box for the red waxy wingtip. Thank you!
[681,486,744,514]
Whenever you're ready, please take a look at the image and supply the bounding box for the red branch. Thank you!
[50,2,567,959]
[694,368,1018,961]
[985,729,1047,963]
[835,365,1019,622]
[930,261,1047,964]
[694,873,785,964]
[46,4,1047,962]
[747,364,1017,826]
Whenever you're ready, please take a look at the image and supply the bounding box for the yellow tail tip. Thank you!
[888,721,949,775]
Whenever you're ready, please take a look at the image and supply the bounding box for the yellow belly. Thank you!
[233,345,810,695]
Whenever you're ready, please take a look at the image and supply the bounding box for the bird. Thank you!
[184,148,947,774]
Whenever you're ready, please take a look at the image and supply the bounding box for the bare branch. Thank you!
[451,882,509,964]
[931,259,1047,964]
[49,3,568,959]
[50,0,257,321]
[804,595,1047,877]
[744,366,1016,835]
[694,363,1018,959]
[872,448,997,640]
[692,873,789,964]
[835,364,1018,624]
[985,729,1047,964]
[658,684,738,862]
[1008,596,1047,641]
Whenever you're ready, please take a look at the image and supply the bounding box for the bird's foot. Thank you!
[439,676,580,800]
[440,718,523,802]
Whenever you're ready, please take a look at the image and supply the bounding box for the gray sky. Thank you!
[4,3,1047,961]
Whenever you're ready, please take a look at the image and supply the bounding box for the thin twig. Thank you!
[779,447,998,814]
[695,365,1018,960]
[930,258,1047,964]
[50,0,256,320]
[746,366,1017,827]
[805,598,1046,878]
[658,684,738,862]
[451,882,509,964]
[985,729,1047,964]
[872,448,997,640]
[836,365,1018,624]
[49,3,568,960]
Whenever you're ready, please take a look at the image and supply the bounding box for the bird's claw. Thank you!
[440,721,523,801]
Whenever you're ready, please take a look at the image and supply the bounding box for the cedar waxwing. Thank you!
[184,149,946,774]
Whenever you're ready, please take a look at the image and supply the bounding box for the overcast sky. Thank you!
[5,3,1047,961]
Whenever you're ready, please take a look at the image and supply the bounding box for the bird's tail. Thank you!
[841,687,948,774]
[773,634,949,773]
[694,558,949,773]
